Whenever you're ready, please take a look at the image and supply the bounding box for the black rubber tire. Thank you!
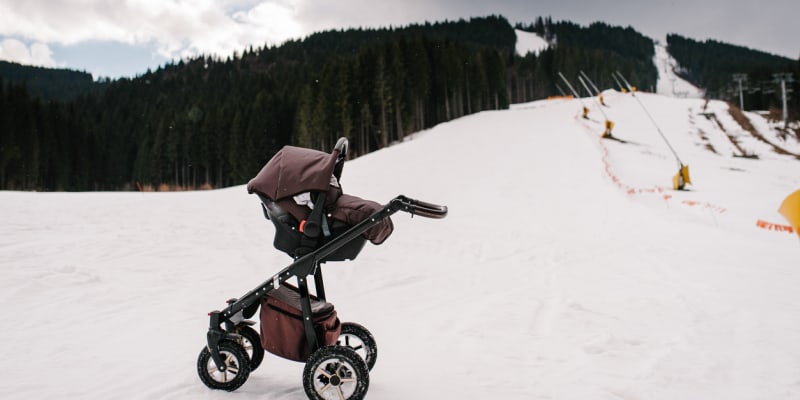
[337,322,377,371]
[234,325,264,371]
[197,340,251,392]
[303,346,369,400]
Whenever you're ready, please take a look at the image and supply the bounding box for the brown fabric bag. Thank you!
[259,285,341,362]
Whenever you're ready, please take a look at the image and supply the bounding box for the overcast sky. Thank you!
[0,0,797,79]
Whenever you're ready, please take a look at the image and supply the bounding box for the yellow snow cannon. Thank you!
[602,120,614,138]
[779,189,800,237]
[672,164,692,190]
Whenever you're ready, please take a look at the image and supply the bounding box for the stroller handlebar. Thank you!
[392,195,448,219]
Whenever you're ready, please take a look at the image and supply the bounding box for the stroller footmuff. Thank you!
[198,137,447,400]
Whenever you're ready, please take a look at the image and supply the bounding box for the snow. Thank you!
[515,29,549,56]
[2,91,800,400]
[747,111,800,155]
[654,42,705,99]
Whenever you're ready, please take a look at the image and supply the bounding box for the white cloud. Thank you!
[0,0,796,72]
[0,0,306,63]
[0,38,57,66]
[234,1,304,44]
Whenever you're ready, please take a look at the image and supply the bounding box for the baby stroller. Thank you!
[197,137,447,399]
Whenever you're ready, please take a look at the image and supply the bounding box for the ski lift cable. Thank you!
[615,70,684,167]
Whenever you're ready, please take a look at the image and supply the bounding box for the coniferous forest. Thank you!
[666,34,800,111]
[1,16,796,191]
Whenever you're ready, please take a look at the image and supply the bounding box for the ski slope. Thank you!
[654,42,705,98]
[515,29,549,56]
[2,92,800,400]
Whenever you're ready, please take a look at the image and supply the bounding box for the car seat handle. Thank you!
[334,137,348,160]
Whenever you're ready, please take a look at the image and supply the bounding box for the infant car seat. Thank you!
[246,138,393,260]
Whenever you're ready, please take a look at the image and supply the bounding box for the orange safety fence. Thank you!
[755,220,795,234]
[593,123,726,210]
[580,118,799,236]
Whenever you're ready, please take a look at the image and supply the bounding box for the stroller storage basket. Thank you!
[260,284,341,362]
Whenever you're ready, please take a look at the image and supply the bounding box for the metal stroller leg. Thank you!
[314,265,326,301]
[297,275,319,352]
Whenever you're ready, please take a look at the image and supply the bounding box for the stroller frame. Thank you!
[199,137,447,399]
[205,194,447,376]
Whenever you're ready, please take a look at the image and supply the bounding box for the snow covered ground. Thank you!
[2,91,800,400]
[515,29,549,56]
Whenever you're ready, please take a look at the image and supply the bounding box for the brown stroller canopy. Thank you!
[246,142,393,245]
[247,145,342,202]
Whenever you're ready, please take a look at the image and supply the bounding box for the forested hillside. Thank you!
[0,61,105,102]
[512,18,657,99]
[666,34,799,111]
[0,17,686,191]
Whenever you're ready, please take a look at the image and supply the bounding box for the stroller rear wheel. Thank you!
[303,346,369,400]
[337,322,377,371]
[234,325,264,370]
[196,340,251,391]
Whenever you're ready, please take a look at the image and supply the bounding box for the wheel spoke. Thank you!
[316,367,333,379]
[318,383,332,394]
[343,335,364,349]
[336,385,346,400]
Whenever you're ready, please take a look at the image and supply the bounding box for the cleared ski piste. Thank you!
[2,90,800,400]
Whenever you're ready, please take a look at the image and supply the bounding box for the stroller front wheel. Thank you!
[196,340,251,391]
[337,322,378,371]
[234,325,264,370]
[303,346,369,400]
